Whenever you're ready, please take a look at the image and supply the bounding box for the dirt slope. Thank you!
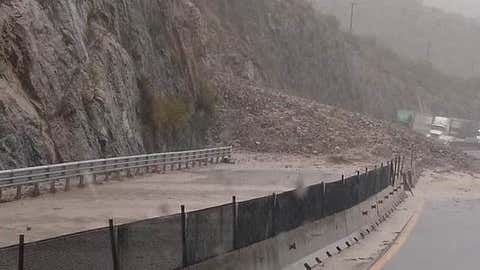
[213,75,471,170]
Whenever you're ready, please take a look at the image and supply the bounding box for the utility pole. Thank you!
[426,40,432,63]
[349,2,357,33]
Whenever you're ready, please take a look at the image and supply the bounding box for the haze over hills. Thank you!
[312,0,480,78]
[424,0,480,19]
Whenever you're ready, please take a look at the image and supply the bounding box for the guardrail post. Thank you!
[181,205,188,267]
[33,183,40,197]
[65,178,70,192]
[79,175,85,188]
[192,152,196,168]
[50,181,56,193]
[112,159,119,178]
[127,159,133,177]
[76,164,83,188]
[103,160,109,181]
[162,155,167,172]
[64,165,70,191]
[134,157,140,175]
[145,156,150,174]
[18,234,24,270]
[16,185,22,200]
[0,187,3,201]
[178,153,182,170]
[108,219,119,270]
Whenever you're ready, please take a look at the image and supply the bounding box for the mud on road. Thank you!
[0,151,374,247]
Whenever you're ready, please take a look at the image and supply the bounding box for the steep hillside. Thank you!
[197,0,479,119]
[0,0,476,169]
[312,0,480,78]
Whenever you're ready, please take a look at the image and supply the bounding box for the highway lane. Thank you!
[383,199,480,269]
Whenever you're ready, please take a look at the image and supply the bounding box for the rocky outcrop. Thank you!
[0,0,216,169]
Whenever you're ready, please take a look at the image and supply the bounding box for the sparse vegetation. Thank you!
[139,76,218,150]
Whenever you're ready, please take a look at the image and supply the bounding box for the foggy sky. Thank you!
[423,0,480,19]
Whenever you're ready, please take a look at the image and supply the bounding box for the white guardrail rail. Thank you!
[0,146,232,200]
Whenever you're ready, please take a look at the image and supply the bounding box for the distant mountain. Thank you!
[312,0,480,78]
[423,0,480,19]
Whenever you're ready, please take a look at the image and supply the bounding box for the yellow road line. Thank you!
[369,202,424,270]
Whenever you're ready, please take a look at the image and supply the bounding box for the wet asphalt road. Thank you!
[384,199,480,269]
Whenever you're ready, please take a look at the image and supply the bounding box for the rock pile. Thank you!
[212,76,471,170]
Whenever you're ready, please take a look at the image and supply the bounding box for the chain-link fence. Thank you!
[0,159,404,270]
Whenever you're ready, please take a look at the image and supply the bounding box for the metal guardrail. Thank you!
[0,146,232,200]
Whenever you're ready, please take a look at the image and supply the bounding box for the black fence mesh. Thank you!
[118,214,183,270]
[303,182,324,222]
[186,204,234,265]
[358,172,370,202]
[366,170,378,198]
[0,245,18,270]
[374,168,384,193]
[273,190,305,234]
[23,228,113,270]
[323,180,349,217]
[344,176,360,209]
[236,195,273,249]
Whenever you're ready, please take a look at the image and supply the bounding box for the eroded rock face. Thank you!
[0,0,215,169]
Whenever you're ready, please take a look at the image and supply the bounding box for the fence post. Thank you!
[18,234,24,270]
[181,205,188,267]
[232,196,237,249]
[410,149,414,170]
[108,219,119,270]
[271,193,277,238]
[393,157,397,179]
[400,156,405,177]
[380,163,384,188]
[390,160,395,185]
[320,182,325,218]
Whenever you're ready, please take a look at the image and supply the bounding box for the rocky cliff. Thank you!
[0,0,477,169]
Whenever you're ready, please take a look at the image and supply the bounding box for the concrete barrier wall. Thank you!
[185,186,407,270]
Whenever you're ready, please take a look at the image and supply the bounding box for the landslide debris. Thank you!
[212,75,471,170]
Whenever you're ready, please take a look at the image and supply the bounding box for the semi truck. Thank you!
[429,116,451,140]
